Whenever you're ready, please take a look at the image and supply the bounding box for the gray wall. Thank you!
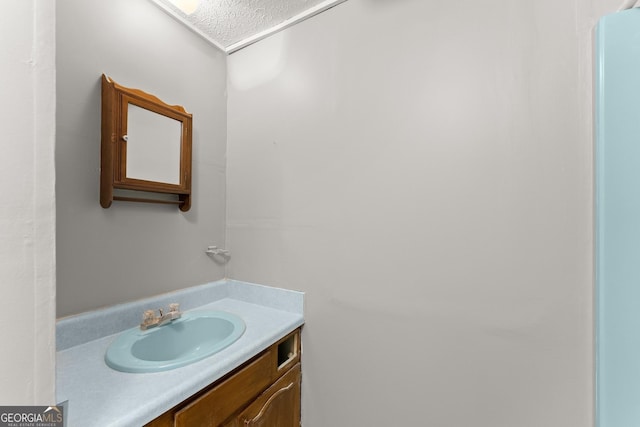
[227,0,599,425]
[0,0,56,404]
[56,0,227,317]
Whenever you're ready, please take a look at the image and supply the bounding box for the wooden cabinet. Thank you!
[234,364,300,427]
[145,329,301,427]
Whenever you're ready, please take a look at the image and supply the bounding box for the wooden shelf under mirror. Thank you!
[101,74,193,211]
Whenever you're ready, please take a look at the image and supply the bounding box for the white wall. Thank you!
[0,1,56,404]
[56,0,227,317]
[227,0,617,425]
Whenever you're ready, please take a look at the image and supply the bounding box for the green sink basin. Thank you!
[105,310,245,373]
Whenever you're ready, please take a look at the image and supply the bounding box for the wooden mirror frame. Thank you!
[101,74,193,211]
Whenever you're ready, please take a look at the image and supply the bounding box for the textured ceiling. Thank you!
[150,0,346,53]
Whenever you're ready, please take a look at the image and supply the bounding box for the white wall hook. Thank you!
[619,0,639,10]
[206,245,230,257]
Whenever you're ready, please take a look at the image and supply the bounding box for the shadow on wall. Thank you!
[229,32,289,91]
[365,0,425,7]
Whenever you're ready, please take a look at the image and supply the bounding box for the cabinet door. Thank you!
[174,350,275,427]
[237,364,301,427]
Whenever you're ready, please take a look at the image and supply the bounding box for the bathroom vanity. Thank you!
[56,280,304,426]
[146,328,300,426]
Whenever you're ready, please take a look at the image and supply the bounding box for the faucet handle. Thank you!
[142,310,157,325]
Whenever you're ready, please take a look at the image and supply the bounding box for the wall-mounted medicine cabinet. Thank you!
[100,74,193,211]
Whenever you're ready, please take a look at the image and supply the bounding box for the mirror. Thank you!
[100,74,193,211]
[126,103,181,185]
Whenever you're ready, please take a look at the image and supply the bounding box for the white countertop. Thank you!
[56,280,304,427]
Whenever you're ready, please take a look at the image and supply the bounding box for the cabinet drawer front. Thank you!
[175,350,275,427]
[237,363,301,427]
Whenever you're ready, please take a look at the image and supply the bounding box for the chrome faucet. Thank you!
[140,303,182,330]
